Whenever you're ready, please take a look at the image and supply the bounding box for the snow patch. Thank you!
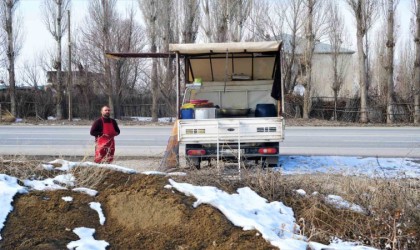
[168,179,305,250]
[49,159,137,174]
[67,227,109,250]
[279,156,420,179]
[62,196,73,202]
[325,195,365,214]
[89,202,106,225]
[295,189,306,196]
[0,174,27,240]
[72,187,98,197]
[142,171,167,176]
[23,174,75,191]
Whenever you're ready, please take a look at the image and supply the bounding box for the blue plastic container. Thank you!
[181,109,194,119]
[255,104,276,117]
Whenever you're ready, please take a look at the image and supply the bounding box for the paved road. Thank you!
[280,127,420,158]
[0,126,419,157]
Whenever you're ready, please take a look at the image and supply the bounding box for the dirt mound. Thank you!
[0,171,276,249]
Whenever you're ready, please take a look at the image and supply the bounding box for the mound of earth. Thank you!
[0,171,276,250]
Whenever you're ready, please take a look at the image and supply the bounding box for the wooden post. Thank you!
[0,103,2,122]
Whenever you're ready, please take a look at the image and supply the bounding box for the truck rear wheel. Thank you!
[261,156,279,168]
[186,157,201,170]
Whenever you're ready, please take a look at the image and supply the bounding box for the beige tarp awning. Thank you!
[169,41,281,54]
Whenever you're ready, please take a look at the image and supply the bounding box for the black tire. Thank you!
[186,157,201,170]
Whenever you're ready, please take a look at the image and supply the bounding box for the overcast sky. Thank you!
[4,0,415,85]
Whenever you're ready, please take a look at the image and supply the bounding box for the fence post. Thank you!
[0,103,2,122]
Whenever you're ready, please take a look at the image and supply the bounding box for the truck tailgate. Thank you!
[178,117,284,144]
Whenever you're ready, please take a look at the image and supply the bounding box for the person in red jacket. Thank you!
[90,106,120,163]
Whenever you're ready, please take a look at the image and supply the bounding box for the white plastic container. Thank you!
[195,108,216,119]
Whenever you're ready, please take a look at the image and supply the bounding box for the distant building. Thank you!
[46,70,104,94]
[278,34,357,98]
[0,83,43,92]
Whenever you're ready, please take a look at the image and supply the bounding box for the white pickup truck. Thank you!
[169,41,284,169]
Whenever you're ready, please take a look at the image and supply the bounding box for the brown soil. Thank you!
[0,170,276,250]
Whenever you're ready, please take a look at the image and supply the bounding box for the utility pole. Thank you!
[67,9,72,121]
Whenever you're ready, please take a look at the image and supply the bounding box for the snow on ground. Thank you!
[294,189,307,196]
[0,175,27,240]
[3,156,420,249]
[279,156,420,178]
[21,173,76,191]
[142,171,167,176]
[89,202,106,226]
[67,227,109,250]
[62,196,73,202]
[168,179,377,250]
[23,174,75,190]
[130,117,175,123]
[294,188,366,214]
[49,159,138,174]
[325,195,365,214]
[72,187,98,197]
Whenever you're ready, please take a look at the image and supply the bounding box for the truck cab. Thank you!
[169,41,284,169]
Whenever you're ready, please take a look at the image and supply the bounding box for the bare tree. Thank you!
[346,0,379,123]
[327,1,347,120]
[78,0,117,117]
[79,0,145,119]
[178,0,200,43]
[395,38,415,100]
[302,0,315,119]
[245,0,271,41]
[41,0,70,120]
[229,0,252,42]
[283,0,305,94]
[201,0,228,42]
[384,0,399,123]
[159,0,179,117]
[415,0,420,123]
[112,8,145,118]
[139,0,160,121]
[371,25,387,98]
[249,0,304,93]
[21,57,42,117]
[0,0,22,117]
[201,0,252,42]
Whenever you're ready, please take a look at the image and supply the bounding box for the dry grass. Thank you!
[0,155,110,189]
[1,109,16,123]
[2,155,418,249]
[176,166,420,249]
[0,155,55,180]
[69,165,109,189]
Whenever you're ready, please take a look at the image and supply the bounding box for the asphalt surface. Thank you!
[0,125,419,158]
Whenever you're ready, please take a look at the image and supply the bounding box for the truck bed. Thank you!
[178,117,284,144]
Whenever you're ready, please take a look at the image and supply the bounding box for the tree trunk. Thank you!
[151,44,159,122]
[102,0,114,117]
[114,61,123,119]
[303,0,314,119]
[284,32,297,93]
[6,0,16,117]
[356,4,368,123]
[414,0,420,124]
[333,56,339,121]
[385,0,395,123]
[334,90,338,120]
[55,0,63,120]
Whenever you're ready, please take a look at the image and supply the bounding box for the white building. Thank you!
[280,34,358,98]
